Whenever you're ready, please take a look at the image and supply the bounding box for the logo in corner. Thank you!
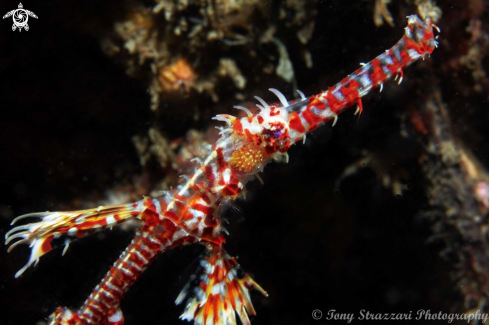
[3,3,38,32]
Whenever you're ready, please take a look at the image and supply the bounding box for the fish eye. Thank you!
[270,129,282,138]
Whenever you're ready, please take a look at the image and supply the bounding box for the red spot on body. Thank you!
[279,139,291,153]
[142,208,160,227]
[164,210,180,222]
[100,292,116,305]
[199,192,212,204]
[76,230,86,238]
[256,115,264,124]
[183,212,194,220]
[232,119,243,134]
[301,106,323,130]
[220,173,241,197]
[270,110,280,116]
[385,52,404,75]
[41,235,54,253]
[369,58,387,86]
[154,234,170,247]
[339,79,361,105]
[288,111,305,133]
[87,305,103,317]
[108,284,124,300]
[110,274,125,289]
[230,173,239,184]
[201,227,220,244]
[205,165,215,189]
[244,129,254,143]
[214,265,225,282]
[175,194,187,201]
[232,278,245,304]
[400,49,413,64]
[204,212,218,227]
[128,266,142,277]
[98,300,111,312]
[203,294,213,323]
[324,88,344,113]
[76,218,108,230]
[422,32,435,53]
[216,147,227,172]
[175,201,186,211]
[192,203,214,216]
[143,197,155,208]
[169,237,190,248]
[128,253,146,268]
[200,281,207,292]
[226,283,237,310]
[140,249,152,260]
[244,282,255,290]
[264,145,276,155]
[404,37,424,55]
[161,218,177,234]
[141,237,161,251]
[213,294,220,324]
[307,95,327,111]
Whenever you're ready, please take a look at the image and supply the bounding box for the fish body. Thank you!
[6,15,437,325]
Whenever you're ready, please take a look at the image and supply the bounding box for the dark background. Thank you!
[0,1,482,324]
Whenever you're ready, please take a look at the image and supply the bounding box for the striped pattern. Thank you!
[6,202,144,278]
[287,15,438,140]
[176,247,268,325]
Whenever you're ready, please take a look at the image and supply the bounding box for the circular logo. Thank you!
[312,309,322,320]
[13,10,27,27]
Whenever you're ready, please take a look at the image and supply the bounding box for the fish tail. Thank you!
[176,246,267,325]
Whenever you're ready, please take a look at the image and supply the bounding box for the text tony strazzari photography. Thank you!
[311,309,489,323]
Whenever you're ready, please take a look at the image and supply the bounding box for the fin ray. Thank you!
[176,247,267,325]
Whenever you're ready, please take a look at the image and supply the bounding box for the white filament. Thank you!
[296,89,306,100]
[254,96,270,110]
[234,106,252,117]
[269,88,289,107]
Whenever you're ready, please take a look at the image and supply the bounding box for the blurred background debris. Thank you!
[100,0,318,110]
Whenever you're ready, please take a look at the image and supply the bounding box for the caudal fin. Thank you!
[176,246,268,325]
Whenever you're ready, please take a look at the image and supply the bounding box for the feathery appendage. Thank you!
[6,202,144,278]
[176,246,268,325]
